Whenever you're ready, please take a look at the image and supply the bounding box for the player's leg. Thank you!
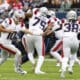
[0,50,9,64]
[9,44,27,74]
[34,36,45,74]
[50,40,62,63]
[61,47,70,78]
[21,37,29,64]
[12,39,29,65]
[0,43,27,74]
[68,39,79,74]
[75,57,80,65]
[68,54,76,74]
[24,36,35,68]
[61,38,70,78]
[21,54,29,64]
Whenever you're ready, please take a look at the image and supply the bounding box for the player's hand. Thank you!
[41,30,53,36]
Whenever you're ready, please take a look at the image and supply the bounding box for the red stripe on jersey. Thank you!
[52,41,62,51]
[61,41,64,58]
[34,9,39,15]
[8,18,12,24]
[61,19,65,23]
[54,18,57,21]
[22,37,28,52]
[0,44,16,54]
[48,20,51,24]
[21,22,24,27]
[42,37,45,56]
[78,21,80,24]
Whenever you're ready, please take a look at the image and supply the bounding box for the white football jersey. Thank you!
[50,17,61,31]
[0,18,25,44]
[29,8,50,35]
[50,17,63,39]
[61,19,80,37]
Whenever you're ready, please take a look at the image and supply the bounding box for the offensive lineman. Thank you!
[23,7,53,74]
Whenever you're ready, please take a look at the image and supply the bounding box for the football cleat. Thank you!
[68,67,73,74]
[56,63,60,67]
[15,67,27,74]
[35,70,46,74]
[60,71,65,78]
[59,68,62,72]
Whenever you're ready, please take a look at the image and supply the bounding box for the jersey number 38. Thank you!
[64,23,79,32]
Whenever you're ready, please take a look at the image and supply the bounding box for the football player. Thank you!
[60,10,80,78]
[0,10,32,74]
[23,7,53,74]
[48,10,63,66]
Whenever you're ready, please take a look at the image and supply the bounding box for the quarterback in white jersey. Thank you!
[23,7,52,74]
[0,10,32,74]
[48,10,63,66]
[60,10,80,78]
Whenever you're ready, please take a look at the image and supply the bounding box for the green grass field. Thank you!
[0,58,80,80]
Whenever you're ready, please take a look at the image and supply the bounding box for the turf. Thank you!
[0,59,80,80]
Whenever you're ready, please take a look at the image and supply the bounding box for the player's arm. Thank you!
[41,22,53,36]
[43,29,53,36]
[25,13,32,18]
[25,9,33,18]
[0,24,14,33]
[20,28,33,35]
[44,20,62,36]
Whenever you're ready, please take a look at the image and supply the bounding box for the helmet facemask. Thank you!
[13,10,25,23]
[66,10,77,21]
[40,7,48,17]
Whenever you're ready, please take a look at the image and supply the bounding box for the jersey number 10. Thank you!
[7,32,17,40]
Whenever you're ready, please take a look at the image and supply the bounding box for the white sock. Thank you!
[69,56,75,69]
[0,50,8,64]
[35,56,44,71]
[0,58,6,64]
[75,58,80,64]
[50,51,62,63]
[61,57,68,72]
[14,53,21,69]
[28,53,35,64]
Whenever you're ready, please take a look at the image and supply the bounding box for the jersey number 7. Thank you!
[33,17,46,30]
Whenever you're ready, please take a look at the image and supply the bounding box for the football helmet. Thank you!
[40,7,48,16]
[66,10,77,20]
[13,10,25,22]
[48,10,56,17]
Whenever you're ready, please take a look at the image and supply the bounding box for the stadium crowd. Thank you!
[0,0,80,78]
